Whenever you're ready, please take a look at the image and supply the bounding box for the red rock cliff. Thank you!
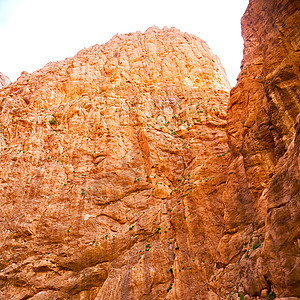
[0,0,299,298]
[0,27,230,299]
[210,0,300,299]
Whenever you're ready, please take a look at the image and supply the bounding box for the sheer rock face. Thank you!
[1,1,298,298]
[210,0,300,299]
[0,27,230,299]
[0,72,11,88]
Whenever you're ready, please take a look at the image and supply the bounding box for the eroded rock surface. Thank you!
[1,1,299,298]
[210,0,300,299]
[0,27,230,299]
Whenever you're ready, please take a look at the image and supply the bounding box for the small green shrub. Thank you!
[49,117,58,125]
[252,242,261,251]
[268,291,276,299]
[155,227,161,234]
[167,283,173,292]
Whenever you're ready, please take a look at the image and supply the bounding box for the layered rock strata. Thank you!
[210,0,300,299]
[0,27,230,299]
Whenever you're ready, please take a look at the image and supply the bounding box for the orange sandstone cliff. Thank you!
[0,0,299,299]
[210,0,300,299]
[0,27,230,299]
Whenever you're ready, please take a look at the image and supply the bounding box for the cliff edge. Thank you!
[211,0,300,299]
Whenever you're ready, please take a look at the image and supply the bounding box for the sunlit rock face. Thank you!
[1,1,298,298]
[0,72,11,88]
[0,26,230,299]
[210,0,300,299]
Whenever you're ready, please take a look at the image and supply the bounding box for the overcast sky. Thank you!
[0,0,249,86]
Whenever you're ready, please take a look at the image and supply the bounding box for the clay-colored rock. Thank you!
[211,0,300,298]
[1,1,298,298]
[0,72,11,88]
[0,26,230,299]
[261,289,268,298]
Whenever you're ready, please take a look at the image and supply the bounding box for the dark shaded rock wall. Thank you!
[211,0,300,299]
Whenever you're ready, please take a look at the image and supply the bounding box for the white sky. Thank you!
[0,0,249,86]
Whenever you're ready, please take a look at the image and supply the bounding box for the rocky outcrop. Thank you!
[0,27,230,299]
[211,0,300,299]
[0,72,11,88]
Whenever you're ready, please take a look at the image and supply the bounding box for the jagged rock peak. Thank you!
[0,72,11,88]
[6,26,230,110]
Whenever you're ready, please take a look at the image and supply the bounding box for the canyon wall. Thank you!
[210,0,300,299]
[0,0,299,299]
[0,27,230,299]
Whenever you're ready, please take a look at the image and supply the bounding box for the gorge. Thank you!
[0,0,299,299]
